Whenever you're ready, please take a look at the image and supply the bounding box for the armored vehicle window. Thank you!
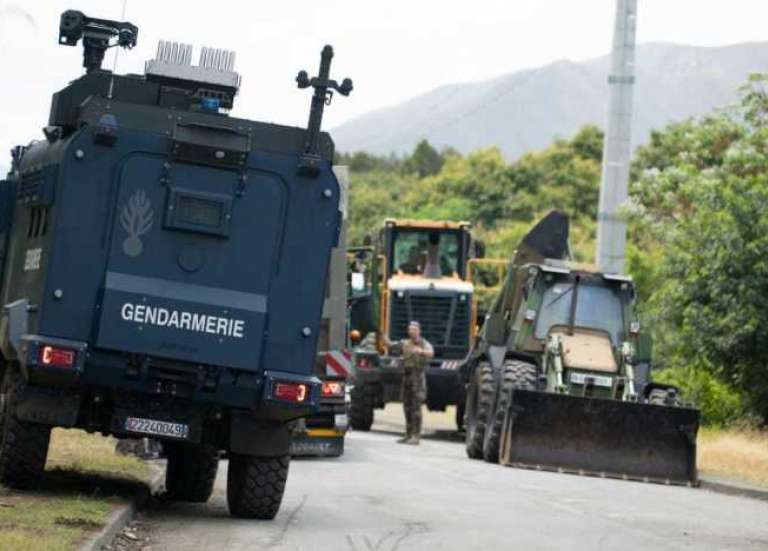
[392,230,460,277]
[535,282,625,344]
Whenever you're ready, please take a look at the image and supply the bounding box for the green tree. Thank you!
[404,139,444,178]
[628,75,768,421]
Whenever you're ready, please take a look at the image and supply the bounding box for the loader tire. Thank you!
[0,368,51,489]
[465,362,494,460]
[483,360,536,463]
[165,442,219,502]
[350,385,374,431]
[227,453,289,519]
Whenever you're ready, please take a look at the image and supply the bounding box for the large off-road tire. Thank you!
[349,385,374,431]
[464,362,494,460]
[227,454,289,519]
[0,368,52,489]
[165,442,219,502]
[483,360,536,464]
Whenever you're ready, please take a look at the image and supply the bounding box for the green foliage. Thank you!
[344,126,604,261]
[653,367,745,427]
[404,139,445,178]
[630,75,768,422]
[343,76,768,423]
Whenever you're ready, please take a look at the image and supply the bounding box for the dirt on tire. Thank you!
[482,360,537,463]
[349,385,374,431]
[465,362,494,459]
[0,368,52,489]
[226,454,290,520]
[165,442,219,503]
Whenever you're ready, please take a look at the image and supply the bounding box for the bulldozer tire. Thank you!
[465,362,494,459]
[227,453,289,519]
[482,360,536,463]
[350,385,374,431]
[165,442,219,502]
[0,368,51,489]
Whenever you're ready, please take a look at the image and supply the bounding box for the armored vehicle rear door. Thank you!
[96,155,284,371]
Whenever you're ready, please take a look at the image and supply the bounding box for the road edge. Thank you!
[700,475,768,503]
[80,464,165,551]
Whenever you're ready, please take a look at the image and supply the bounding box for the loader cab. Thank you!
[533,274,631,346]
[385,223,469,280]
[378,220,474,360]
[515,264,636,353]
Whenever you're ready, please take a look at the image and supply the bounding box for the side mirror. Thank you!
[473,239,486,259]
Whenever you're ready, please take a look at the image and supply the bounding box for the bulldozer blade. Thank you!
[499,389,700,486]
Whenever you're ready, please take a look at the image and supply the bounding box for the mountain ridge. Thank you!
[332,41,768,158]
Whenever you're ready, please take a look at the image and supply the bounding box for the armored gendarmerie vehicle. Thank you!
[0,10,351,519]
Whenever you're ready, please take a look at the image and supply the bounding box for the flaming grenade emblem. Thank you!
[120,189,154,257]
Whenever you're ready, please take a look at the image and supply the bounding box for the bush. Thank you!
[653,367,746,427]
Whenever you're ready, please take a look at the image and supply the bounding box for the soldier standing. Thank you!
[385,321,434,445]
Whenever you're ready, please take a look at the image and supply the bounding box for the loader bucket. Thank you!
[499,389,700,486]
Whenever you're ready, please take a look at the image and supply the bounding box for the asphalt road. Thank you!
[133,407,768,551]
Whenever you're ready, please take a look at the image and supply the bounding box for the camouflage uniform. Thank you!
[396,338,433,440]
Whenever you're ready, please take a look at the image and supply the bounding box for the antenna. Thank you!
[108,0,129,99]
[296,45,353,177]
[596,0,637,274]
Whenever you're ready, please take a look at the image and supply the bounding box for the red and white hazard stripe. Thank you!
[326,350,352,378]
[440,361,461,370]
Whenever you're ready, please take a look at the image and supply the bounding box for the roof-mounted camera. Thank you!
[59,10,138,73]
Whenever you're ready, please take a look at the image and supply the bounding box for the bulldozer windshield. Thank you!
[392,229,461,277]
[534,281,625,344]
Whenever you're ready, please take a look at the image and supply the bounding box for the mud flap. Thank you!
[499,389,700,486]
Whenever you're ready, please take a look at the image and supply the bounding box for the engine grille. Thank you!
[389,292,470,360]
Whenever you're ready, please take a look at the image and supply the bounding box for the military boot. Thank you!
[404,436,420,445]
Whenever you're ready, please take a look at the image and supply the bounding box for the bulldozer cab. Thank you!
[509,265,637,357]
[532,270,633,346]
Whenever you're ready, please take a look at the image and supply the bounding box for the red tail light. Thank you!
[274,382,308,403]
[321,381,345,397]
[356,356,372,370]
[39,345,76,368]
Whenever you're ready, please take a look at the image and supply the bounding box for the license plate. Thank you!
[335,414,348,430]
[124,417,190,440]
[570,372,613,388]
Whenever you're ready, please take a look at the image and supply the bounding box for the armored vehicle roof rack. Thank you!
[145,41,241,110]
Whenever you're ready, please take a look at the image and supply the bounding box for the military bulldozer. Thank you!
[348,219,487,431]
[462,212,700,485]
[0,10,351,519]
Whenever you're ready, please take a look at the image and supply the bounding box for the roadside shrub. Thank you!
[653,367,746,427]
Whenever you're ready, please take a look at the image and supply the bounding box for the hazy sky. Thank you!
[1,0,767,171]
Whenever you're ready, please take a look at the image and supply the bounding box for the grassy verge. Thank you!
[698,427,768,487]
[0,429,152,551]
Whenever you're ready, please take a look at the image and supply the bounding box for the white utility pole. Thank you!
[596,0,637,274]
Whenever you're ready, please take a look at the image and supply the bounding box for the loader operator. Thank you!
[384,321,434,445]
